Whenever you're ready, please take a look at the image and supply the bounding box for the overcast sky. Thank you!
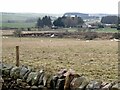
[0,0,119,14]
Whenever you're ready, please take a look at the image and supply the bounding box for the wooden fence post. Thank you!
[16,46,19,67]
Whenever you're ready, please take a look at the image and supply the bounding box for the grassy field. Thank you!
[2,22,36,28]
[2,37,118,82]
[94,28,118,33]
[67,28,118,33]
[1,12,60,28]
[1,12,61,22]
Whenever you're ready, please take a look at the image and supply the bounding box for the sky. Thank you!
[0,0,120,14]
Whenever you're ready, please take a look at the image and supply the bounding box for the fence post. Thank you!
[16,46,19,67]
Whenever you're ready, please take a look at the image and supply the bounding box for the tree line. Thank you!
[36,16,84,28]
[101,16,119,24]
[36,16,52,28]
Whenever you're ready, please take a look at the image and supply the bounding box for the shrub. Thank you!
[84,32,98,40]
[13,30,22,37]
[27,28,31,31]
[113,33,120,39]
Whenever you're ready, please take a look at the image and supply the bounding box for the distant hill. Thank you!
[0,12,117,29]
[89,13,117,18]
[1,12,62,23]
[63,12,117,18]
[63,12,89,18]
[63,12,100,20]
[0,12,62,28]
[1,12,116,23]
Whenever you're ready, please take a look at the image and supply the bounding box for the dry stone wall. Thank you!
[0,63,120,90]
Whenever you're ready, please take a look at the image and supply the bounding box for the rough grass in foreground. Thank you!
[2,37,118,82]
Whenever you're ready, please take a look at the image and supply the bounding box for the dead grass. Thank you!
[2,30,14,36]
[2,37,118,82]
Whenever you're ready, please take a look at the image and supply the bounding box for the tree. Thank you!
[53,16,84,28]
[63,17,73,27]
[117,17,120,30]
[77,17,84,25]
[36,16,52,28]
[62,16,84,28]
[42,16,52,27]
[36,18,43,28]
[101,16,118,24]
[53,17,65,27]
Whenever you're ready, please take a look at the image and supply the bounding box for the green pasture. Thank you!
[2,22,36,28]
